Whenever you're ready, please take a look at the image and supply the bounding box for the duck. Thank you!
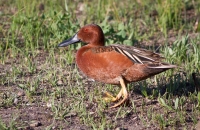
[58,24,176,108]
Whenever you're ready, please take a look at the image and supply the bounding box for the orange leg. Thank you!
[103,78,129,108]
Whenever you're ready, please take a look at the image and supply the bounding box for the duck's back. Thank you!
[75,44,176,84]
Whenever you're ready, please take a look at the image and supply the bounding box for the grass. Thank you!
[0,0,200,129]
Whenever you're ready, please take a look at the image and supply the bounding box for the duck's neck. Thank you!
[90,34,105,46]
[76,45,91,60]
[75,43,104,61]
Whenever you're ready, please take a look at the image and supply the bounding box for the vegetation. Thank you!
[0,0,200,129]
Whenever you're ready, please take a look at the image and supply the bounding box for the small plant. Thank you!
[155,0,185,36]
[162,35,200,74]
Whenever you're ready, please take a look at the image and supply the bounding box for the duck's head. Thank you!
[58,24,105,47]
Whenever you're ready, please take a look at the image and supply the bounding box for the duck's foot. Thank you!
[103,78,129,108]
[103,90,122,102]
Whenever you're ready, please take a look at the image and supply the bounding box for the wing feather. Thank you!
[90,44,176,69]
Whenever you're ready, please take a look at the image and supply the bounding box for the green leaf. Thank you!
[174,98,179,110]
[158,97,173,111]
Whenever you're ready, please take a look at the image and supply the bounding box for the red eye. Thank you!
[84,29,88,32]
